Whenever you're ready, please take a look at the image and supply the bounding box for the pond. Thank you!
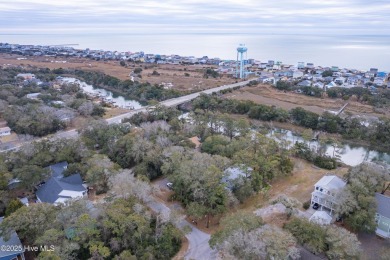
[268,128,390,166]
[60,77,144,109]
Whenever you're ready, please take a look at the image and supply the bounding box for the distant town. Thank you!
[1,42,389,92]
[0,41,390,260]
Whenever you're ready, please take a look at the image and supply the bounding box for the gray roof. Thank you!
[314,175,346,191]
[375,193,390,218]
[48,161,68,178]
[36,173,86,204]
[0,218,24,258]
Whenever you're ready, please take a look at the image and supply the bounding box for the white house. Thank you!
[325,81,337,90]
[334,77,346,85]
[26,93,41,99]
[313,82,324,89]
[311,175,346,216]
[293,70,304,79]
[16,73,36,80]
[0,127,11,137]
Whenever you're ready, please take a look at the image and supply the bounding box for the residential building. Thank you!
[16,73,35,80]
[26,93,41,99]
[334,77,346,85]
[377,71,388,78]
[370,68,379,74]
[375,193,390,238]
[374,77,385,86]
[297,80,312,87]
[306,63,314,69]
[0,127,11,137]
[36,162,87,205]
[325,82,337,90]
[310,175,346,215]
[297,62,305,69]
[293,70,304,79]
[0,217,25,260]
[313,82,324,89]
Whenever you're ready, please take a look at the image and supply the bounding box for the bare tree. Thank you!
[78,101,94,116]
[108,169,154,203]
[217,224,300,260]
[325,226,362,259]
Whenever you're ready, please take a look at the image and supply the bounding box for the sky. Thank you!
[1,0,390,35]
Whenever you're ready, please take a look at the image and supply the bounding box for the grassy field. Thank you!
[224,84,388,118]
[0,54,237,92]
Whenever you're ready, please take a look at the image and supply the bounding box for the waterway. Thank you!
[179,112,390,166]
[268,128,390,167]
[60,77,143,109]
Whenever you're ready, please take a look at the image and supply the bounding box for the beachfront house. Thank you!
[36,162,87,205]
[375,193,390,238]
[310,175,346,216]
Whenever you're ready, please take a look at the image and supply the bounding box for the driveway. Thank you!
[148,180,217,260]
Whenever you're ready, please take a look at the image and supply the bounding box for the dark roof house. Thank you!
[36,162,87,205]
[0,217,25,260]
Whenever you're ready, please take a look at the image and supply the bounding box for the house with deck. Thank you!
[311,175,346,216]
[36,162,87,205]
[375,193,390,238]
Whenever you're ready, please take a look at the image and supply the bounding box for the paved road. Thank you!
[148,179,217,260]
[1,79,251,151]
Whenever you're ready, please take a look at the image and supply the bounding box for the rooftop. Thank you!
[0,217,24,258]
[314,175,346,190]
[375,193,390,218]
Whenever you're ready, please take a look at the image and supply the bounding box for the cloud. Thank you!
[1,0,390,34]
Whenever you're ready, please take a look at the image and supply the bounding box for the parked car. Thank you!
[312,203,319,210]
[166,182,173,189]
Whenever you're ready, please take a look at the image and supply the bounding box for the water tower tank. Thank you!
[236,44,248,79]
[237,44,248,53]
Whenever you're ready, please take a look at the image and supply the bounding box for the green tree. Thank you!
[322,70,333,77]
[284,217,327,254]
[336,163,389,232]
[5,199,24,217]
[0,203,58,243]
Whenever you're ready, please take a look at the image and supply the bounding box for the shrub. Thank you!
[134,68,143,74]
[303,200,311,210]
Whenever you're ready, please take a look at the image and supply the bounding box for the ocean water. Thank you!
[2,33,390,71]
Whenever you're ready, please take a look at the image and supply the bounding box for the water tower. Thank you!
[236,44,248,79]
